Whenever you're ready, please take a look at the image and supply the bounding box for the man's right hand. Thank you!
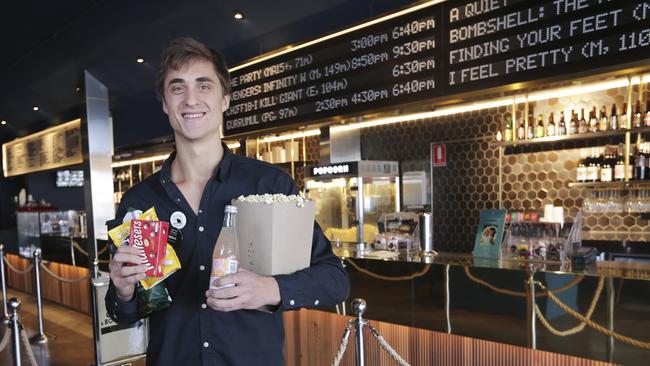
[108,245,148,302]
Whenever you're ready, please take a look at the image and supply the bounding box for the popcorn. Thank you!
[236,193,308,208]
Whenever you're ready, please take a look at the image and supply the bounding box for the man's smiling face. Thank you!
[162,59,230,142]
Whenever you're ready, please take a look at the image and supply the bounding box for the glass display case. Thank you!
[16,209,87,256]
[304,161,400,244]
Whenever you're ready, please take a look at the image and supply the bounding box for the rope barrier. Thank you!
[72,241,108,257]
[3,257,34,275]
[463,266,584,298]
[0,324,10,353]
[19,328,39,366]
[331,322,353,366]
[534,276,604,337]
[39,263,90,283]
[368,324,411,366]
[345,259,431,281]
[536,280,650,350]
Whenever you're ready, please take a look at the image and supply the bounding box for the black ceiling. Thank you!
[0,0,414,145]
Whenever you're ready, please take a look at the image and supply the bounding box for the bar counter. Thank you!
[320,244,650,365]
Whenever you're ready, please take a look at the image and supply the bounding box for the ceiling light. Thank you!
[33,106,39,111]
[1,120,6,125]
[76,87,80,91]
[233,10,244,20]
[136,58,145,64]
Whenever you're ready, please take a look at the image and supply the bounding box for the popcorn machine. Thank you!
[304,161,400,244]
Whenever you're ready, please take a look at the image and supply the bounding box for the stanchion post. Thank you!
[444,264,451,334]
[9,297,22,366]
[352,298,367,366]
[526,271,536,349]
[1,244,9,323]
[30,249,48,344]
[606,276,615,362]
[91,257,102,366]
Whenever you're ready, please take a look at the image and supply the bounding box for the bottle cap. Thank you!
[224,205,238,214]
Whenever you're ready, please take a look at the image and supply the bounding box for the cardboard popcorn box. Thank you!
[233,199,316,276]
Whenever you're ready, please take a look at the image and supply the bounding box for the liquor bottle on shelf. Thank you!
[568,110,578,135]
[576,149,588,182]
[633,100,643,128]
[535,114,545,138]
[517,117,526,141]
[496,116,503,142]
[578,108,588,134]
[527,113,535,140]
[610,104,619,130]
[547,113,556,136]
[589,107,598,132]
[614,144,625,181]
[620,102,628,129]
[599,106,609,132]
[635,142,649,180]
[558,111,567,135]
[504,116,513,142]
[645,100,650,127]
[600,146,614,183]
[587,148,600,182]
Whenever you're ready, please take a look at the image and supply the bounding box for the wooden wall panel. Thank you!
[5,254,91,314]
[283,309,617,366]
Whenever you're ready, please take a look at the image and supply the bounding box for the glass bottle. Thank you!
[527,113,535,140]
[620,103,628,129]
[578,108,587,134]
[589,107,598,132]
[504,116,513,142]
[600,146,613,183]
[633,100,642,128]
[568,110,578,135]
[547,113,556,137]
[610,104,618,130]
[558,111,567,135]
[614,144,625,181]
[535,114,545,138]
[517,117,526,141]
[210,205,240,290]
[599,106,608,132]
[577,149,588,182]
[644,100,650,127]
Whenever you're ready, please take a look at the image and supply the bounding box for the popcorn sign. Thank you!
[129,219,168,277]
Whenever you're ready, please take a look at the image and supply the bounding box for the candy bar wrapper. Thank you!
[108,207,158,247]
[129,219,168,277]
[140,244,181,290]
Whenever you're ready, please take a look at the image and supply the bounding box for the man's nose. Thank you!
[183,88,199,106]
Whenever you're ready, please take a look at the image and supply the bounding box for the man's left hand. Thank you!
[205,268,281,312]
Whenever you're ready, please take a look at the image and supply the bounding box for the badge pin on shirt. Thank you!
[170,211,187,229]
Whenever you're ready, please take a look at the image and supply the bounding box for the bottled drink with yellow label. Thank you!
[210,205,239,290]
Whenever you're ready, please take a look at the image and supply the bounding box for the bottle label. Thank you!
[600,169,612,182]
[576,167,587,182]
[615,165,625,180]
[210,258,239,290]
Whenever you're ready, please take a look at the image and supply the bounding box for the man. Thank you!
[106,37,349,365]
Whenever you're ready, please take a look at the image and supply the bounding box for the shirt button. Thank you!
[289,299,295,306]
[199,209,203,214]
[176,198,181,202]
[314,300,320,306]
[199,226,205,232]
[201,303,207,309]
[199,265,205,271]
[203,342,209,348]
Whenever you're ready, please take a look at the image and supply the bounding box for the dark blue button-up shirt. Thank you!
[105,146,349,366]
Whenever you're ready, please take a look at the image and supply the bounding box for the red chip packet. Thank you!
[129,219,168,277]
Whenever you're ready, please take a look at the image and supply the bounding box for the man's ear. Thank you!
[162,98,169,115]
[222,95,230,111]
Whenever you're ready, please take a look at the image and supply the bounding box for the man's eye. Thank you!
[199,84,211,91]
[171,86,184,94]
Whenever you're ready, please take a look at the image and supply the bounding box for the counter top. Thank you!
[333,243,650,281]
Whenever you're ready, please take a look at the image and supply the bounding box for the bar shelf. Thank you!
[568,180,650,189]
[497,126,650,148]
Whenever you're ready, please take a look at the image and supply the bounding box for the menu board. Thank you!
[223,0,650,137]
[2,119,83,177]
[225,5,442,136]
[444,0,650,93]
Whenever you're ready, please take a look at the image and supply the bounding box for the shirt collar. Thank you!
[159,142,233,184]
